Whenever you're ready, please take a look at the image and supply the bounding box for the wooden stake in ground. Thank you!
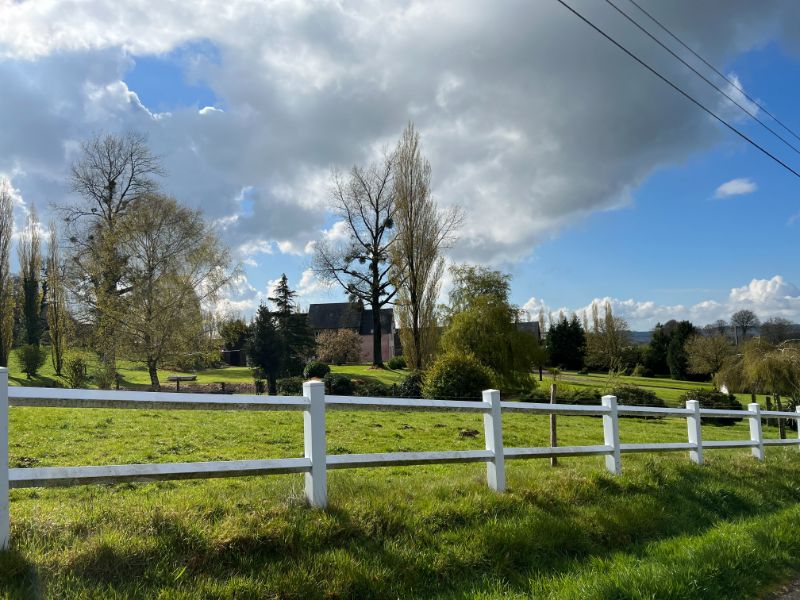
[776,394,786,439]
[764,394,771,428]
[550,383,557,467]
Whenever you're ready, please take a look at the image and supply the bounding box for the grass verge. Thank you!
[2,404,800,598]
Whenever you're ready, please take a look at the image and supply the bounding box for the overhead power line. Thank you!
[553,0,800,180]
[604,0,800,157]
[625,0,800,145]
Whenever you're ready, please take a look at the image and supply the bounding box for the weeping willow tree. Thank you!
[391,123,461,370]
[716,339,800,437]
[113,193,233,389]
[440,266,542,391]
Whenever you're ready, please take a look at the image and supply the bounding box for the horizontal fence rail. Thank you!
[1,368,800,549]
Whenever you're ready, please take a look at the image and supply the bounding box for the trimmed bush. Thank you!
[609,384,666,409]
[316,330,362,365]
[324,373,354,396]
[521,386,602,405]
[19,344,46,379]
[680,388,744,426]
[353,379,392,397]
[631,363,652,378]
[422,353,494,401]
[303,361,330,379]
[173,351,223,372]
[64,355,90,389]
[577,368,590,376]
[397,371,424,399]
[387,355,407,370]
[276,376,304,396]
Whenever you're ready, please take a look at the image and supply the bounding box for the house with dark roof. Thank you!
[516,321,541,340]
[307,302,395,363]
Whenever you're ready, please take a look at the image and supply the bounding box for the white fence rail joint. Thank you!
[687,399,703,465]
[748,402,765,461]
[601,395,622,475]
[483,389,505,492]
[3,370,800,550]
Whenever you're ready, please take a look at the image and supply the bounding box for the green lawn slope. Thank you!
[2,398,800,598]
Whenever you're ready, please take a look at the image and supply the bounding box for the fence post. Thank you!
[482,389,505,492]
[1,367,8,550]
[303,380,327,508]
[686,399,703,465]
[601,395,621,475]
[796,406,800,451]
[549,384,558,467]
[748,402,764,461]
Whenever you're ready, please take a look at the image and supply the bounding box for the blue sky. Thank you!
[521,40,800,322]
[1,1,799,329]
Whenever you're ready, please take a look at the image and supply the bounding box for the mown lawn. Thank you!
[549,370,777,407]
[6,349,255,390]
[5,348,406,390]
[2,399,800,598]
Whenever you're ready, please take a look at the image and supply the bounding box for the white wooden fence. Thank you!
[1,367,800,549]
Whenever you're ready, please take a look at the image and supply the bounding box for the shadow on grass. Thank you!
[10,457,799,598]
[8,373,60,388]
[0,549,39,599]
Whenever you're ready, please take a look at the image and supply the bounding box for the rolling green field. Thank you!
[2,347,766,408]
[4,353,800,597]
[5,348,405,390]
[2,391,800,597]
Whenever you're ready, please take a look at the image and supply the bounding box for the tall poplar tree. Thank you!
[0,179,14,366]
[391,123,461,370]
[46,222,71,376]
[18,205,42,345]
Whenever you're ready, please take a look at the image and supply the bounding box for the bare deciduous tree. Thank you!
[761,317,796,345]
[731,309,759,345]
[46,222,71,376]
[62,132,164,382]
[704,319,729,337]
[0,179,14,366]
[391,123,461,370]
[586,301,630,371]
[313,154,398,367]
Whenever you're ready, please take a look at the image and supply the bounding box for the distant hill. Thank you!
[629,331,653,345]
[626,324,800,346]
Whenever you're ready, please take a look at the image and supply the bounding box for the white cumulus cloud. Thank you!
[523,275,800,330]
[714,177,757,199]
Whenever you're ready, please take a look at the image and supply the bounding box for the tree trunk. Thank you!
[268,373,277,396]
[372,298,383,367]
[148,360,160,391]
[776,394,786,439]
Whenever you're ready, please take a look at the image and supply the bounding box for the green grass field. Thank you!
[2,392,800,597]
[542,370,778,408]
[5,348,406,390]
[3,352,800,597]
